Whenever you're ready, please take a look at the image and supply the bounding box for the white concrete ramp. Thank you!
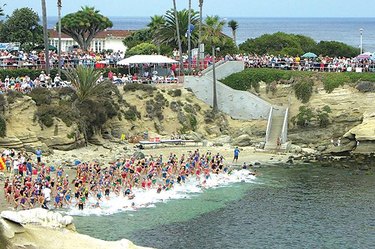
[264,107,288,150]
[184,61,272,120]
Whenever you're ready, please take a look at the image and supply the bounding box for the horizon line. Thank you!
[44,16,375,19]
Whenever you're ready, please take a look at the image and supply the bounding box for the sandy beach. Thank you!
[0,143,291,212]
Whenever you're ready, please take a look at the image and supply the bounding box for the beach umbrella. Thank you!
[302,52,317,58]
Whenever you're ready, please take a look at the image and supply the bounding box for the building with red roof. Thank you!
[48,29,133,53]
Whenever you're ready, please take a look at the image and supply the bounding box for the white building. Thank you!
[48,29,133,53]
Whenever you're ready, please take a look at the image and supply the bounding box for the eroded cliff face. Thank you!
[0,96,84,153]
[260,82,375,148]
[1,83,374,152]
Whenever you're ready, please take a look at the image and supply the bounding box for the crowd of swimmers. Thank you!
[2,148,257,211]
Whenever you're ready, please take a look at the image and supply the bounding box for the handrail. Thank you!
[265,106,273,143]
[281,107,289,144]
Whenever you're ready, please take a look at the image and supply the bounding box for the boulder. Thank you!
[133,151,145,159]
[212,135,232,144]
[289,144,302,154]
[184,131,203,141]
[316,145,327,152]
[232,134,252,147]
[0,218,25,239]
[1,208,73,228]
[346,111,375,141]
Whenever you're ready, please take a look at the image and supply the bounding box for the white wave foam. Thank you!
[63,169,256,216]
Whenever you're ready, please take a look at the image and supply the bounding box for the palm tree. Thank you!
[63,66,112,104]
[0,4,5,17]
[228,19,238,46]
[153,9,199,52]
[148,15,165,54]
[202,15,226,112]
[172,0,183,72]
[41,0,50,74]
[148,15,166,32]
[198,0,203,70]
[63,66,113,144]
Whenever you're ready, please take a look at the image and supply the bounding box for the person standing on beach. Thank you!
[233,147,240,163]
[35,148,42,164]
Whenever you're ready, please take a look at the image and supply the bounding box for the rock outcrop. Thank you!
[0,208,152,249]
[342,111,375,153]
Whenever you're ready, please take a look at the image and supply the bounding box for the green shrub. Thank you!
[0,115,6,137]
[126,42,158,56]
[293,79,313,103]
[0,94,6,110]
[35,103,77,127]
[123,83,156,93]
[169,101,181,112]
[317,105,332,127]
[204,110,215,123]
[168,89,182,97]
[188,114,197,131]
[35,105,55,127]
[6,90,23,104]
[322,74,349,93]
[29,87,52,106]
[124,105,141,121]
[58,87,76,97]
[183,104,196,114]
[221,68,311,92]
[193,103,201,112]
[291,106,314,127]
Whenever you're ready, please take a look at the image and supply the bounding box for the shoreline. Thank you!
[0,143,291,249]
[0,143,292,213]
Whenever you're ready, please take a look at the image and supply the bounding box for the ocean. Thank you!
[48,17,375,52]
[72,164,375,249]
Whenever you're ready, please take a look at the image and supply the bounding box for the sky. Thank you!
[3,0,375,18]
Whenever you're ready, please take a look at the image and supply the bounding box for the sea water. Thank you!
[72,164,375,249]
[48,17,375,51]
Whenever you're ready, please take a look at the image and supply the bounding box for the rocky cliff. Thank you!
[1,81,375,152]
[260,80,375,151]
[0,96,85,154]
[0,208,151,249]
[0,87,263,152]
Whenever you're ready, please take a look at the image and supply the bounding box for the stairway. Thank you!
[265,107,288,150]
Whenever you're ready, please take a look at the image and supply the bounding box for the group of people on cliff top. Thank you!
[242,54,375,72]
[2,148,252,211]
[0,49,124,70]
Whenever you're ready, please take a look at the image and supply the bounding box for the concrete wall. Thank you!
[204,61,245,80]
[185,75,271,120]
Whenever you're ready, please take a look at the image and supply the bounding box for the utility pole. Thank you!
[57,0,62,75]
[197,0,203,71]
[212,46,218,112]
[172,0,183,75]
[360,28,364,54]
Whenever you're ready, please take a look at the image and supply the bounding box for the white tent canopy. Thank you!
[117,55,178,65]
